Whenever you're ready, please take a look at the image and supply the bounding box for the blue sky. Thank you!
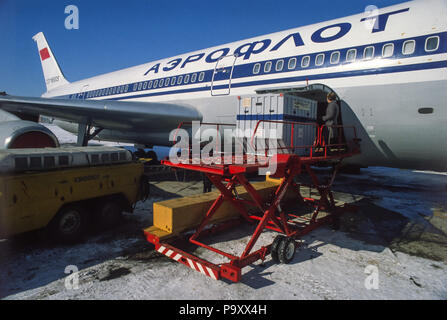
[0,0,408,96]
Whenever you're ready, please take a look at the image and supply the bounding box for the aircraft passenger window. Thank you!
[264,61,272,73]
[184,75,190,84]
[315,54,325,66]
[143,82,147,90]
[165,78,170,86]
[363,46,375,60]
[382,44,394,58]
[153,80,158,88]
[171,77,176,85]
[346,49,356,62]
[199,72,205,81]
[275,60,284,72]
[330,52,340,64]
[177,76,183,84]
[147,81,153,89]
[301,56,310,68]
[402,40,415,55]
[425,36,439,52]
[253,63,261,74]
[288,58,297,70]
[159,79,164,87]
[191,73,197,83]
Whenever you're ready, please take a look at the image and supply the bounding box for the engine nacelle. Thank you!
[0,118,59,149]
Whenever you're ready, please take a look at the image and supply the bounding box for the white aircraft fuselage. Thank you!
[41,0,447,171]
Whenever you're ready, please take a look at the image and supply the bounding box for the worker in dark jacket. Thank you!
[322,92,340,146]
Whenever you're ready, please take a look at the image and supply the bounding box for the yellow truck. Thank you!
[0,147,148,243]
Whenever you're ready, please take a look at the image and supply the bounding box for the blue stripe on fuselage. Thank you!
[107,59,447,101]
[58,31,447,101]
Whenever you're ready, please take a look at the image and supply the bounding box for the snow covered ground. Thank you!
[0,125,446,300]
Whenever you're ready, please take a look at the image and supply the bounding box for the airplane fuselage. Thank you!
[42,0,447,171]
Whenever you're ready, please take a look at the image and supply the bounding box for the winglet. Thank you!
[32,32,69,92]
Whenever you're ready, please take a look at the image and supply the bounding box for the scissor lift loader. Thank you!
[144,119,361,282]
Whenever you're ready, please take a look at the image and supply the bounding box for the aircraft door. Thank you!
[77,85,90,100]
[211,54,238,96]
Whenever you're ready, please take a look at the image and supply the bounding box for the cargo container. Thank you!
[236,94,318,156]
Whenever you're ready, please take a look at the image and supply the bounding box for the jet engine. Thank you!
[0,110,59,149]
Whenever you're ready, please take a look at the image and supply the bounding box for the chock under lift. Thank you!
[144,120,361,282]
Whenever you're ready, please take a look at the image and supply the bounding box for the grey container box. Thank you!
[237,94,317,156]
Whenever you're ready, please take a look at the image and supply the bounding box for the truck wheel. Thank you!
[271,235,285,263]
[97,200,123,229]
[50,205,85,243]
[278,237,297,264]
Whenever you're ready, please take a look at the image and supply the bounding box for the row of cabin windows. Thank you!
[86,71,206,98]
[87,84,130,98]
[252,36,440,74]
[132,71,205,92]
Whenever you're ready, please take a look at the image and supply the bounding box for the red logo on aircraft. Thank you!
[39,48,50,61]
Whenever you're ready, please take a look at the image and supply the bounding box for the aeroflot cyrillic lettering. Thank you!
[144,63,160,75]
[206,48,230,63]
[270,32,305,51]
[361,8,409,33]
[311,23,352,43]
[163,58,182,72]
[143,9,409,75]
[181,53,205,68]
[234,39,271,60]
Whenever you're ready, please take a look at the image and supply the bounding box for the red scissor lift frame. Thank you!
[145,120,361,282]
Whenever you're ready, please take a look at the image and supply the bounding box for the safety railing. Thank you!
[168,120,360,166]
[250,120,359,160]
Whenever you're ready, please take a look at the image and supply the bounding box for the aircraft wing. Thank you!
[0,95,202,132]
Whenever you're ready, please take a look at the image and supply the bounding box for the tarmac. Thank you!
[0,126,446,300]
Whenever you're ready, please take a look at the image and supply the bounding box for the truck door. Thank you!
[211,54,238,96]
